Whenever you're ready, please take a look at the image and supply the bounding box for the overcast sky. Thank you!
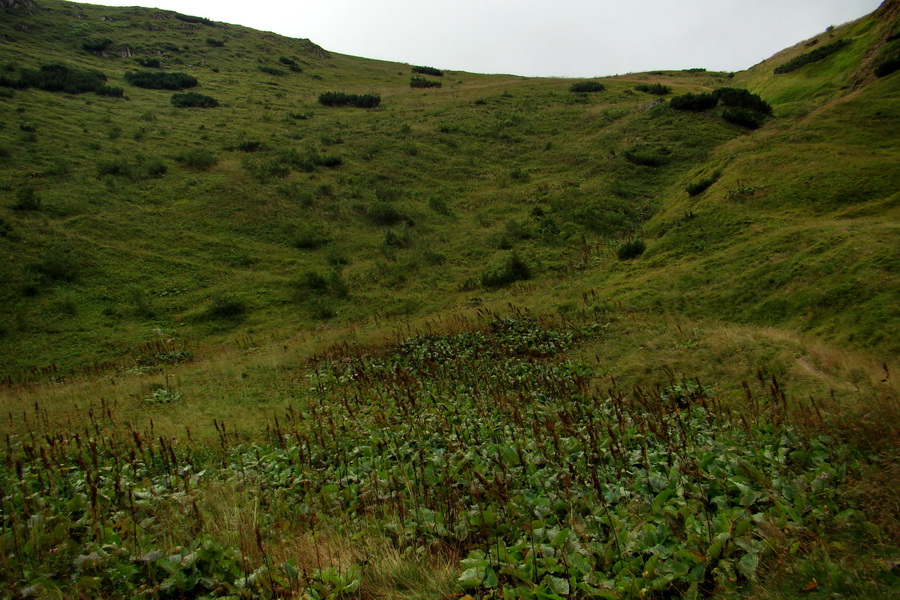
[76,0,884,77]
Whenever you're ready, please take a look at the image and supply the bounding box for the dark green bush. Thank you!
[685,171,721,196]
[774,39,852,74]
[722,107,765,129]
[135,57,161,68]
[410,76,441,88]
[875,54,900,77]
[174,13,214,26]
[175,149,217,170]
[367,203,406,226]
[481,252,532,288]
[206,38,225,47]
[279,57,302,72]
[670,93,718,111]
[12,186,40,211]
[257,66,286,77]
[318,92,381,108]
[82,38,112,53]
[292,229,329,250]
[635,83,671,95]
[617,239,646,260]
[412,65,443,77]
[236,140,264,152]
[206,295,247,321]
[569,81,605,93]
[95,85,124,97]
[623,146,670,167]
[15,64,107,94]
[712,87,772,114]
[35,245,80,282]
[125,71,198,90]
[171,92,218,108]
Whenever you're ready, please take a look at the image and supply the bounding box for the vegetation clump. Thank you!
[318,92,381,108]
[170,92,218,108]
[174,13,214,26]
[713,87,772,114]
[723,107,766,129]
[774,39,852,74]
[134,56,161,68]
[124,70,198,90]
[617,238,646,259]
[569,81,605,93]
[81,38,113,54]
[481,252,531,288]
[875,53,900,77]
[1,63,109,95]
[670,92,718,111]
[686,171,721,196]
[635,83,671,95]
[279,56,302,72]
[410,76,441,88]
[412,65,443,76]
[257,65,286,77]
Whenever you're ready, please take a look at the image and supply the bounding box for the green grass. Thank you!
[0,1,897,598]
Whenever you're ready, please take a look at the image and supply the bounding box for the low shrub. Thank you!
[875,54,900,78]
[175,149,217,170]
[367,202,406,226]
[257,66,286,77]
[82,38,112,53]
[279,57,302,73]
[623,146,670,167]
[481,252,531,288]
[617,239,646,260]
[12,186,40,211]
[206,38,225,47]
[670,93,718,111]
[125,71,198,90]
[569,81,605,93]
[635,83,671,95]
[95,85,124,97]
[292,229,329,250]
[235,140,264,152]
[412,65,443,77]
[35,245,80,282]
[712,87,772,114]
[318,92,381,108]
[723,107,766,129]
[134,57,161,68]
[774,39,852,74]
[410,76,441,88]
[13,63,107,94]
[171,92,218,108]
[685,171,721,196]
[174,13,214,26]
[206,295,247,321]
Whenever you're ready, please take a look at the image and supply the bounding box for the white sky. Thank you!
[74,0,884,77]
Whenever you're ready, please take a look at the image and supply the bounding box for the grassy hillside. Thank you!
[0,1,897,599]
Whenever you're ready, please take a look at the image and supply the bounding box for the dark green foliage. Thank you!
[35,245,80,282]
[235,140,264,152]
[206,38,225,47]
[635,83,671,95]
[9,64,107,94]
[569,81,605,93]
[96,156,167,180]
[774,39,852,74]
[875,54,900,77]
[410,76,441,89]
[294,270,348,301]
[670,92,718,111]
[171,92,218,108]
[279,57,302,72]
[124,71,198,90]
[686,171,721,196]
[174,13,214,26]
[411,65,443,77]
[682,67,707,72]
[617,238,646,260]
[12,186,40,211]
[82,38,112,53]
[623,146,670,167]
[383,229,412,249]
[713,87,772,114]
[367,203,406,226]
[723,107,766,129]
[134,56,161,68]
[257,65,286,77]
[175,149,217,171]
[481,252,531,288]
[318,92,381,108]
[206,295,248,321]
[292,229,330,250]
[95,85,123,97]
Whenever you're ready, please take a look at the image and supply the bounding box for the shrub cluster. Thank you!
[635,83,671,95]
[134,56,161,68]
[96,156,167,180]
[774,39,852,74]
[623,146,669,167]
[712,87,772,114]
[171,92,218,108]
[875,54,900,78]
[0,63,108,95]
[257,66,286,77]
[723,107,765,129]
[279,57,303,73]
[367,202,407,226]
[411,65,443,77]
[206,38,225,47]
[410,76,441,88]
[82,38,113,54]
[670,92,718,111]
[174,13,214,26]
[481,252,531,288]
[318,92,381,108]
[125,71,198,90]
[569,81,605,93]
[175,149,218,171]
[617,239,646,260]
[685,171,721,196]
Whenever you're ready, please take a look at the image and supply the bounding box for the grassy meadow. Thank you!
[0,1,897,598]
